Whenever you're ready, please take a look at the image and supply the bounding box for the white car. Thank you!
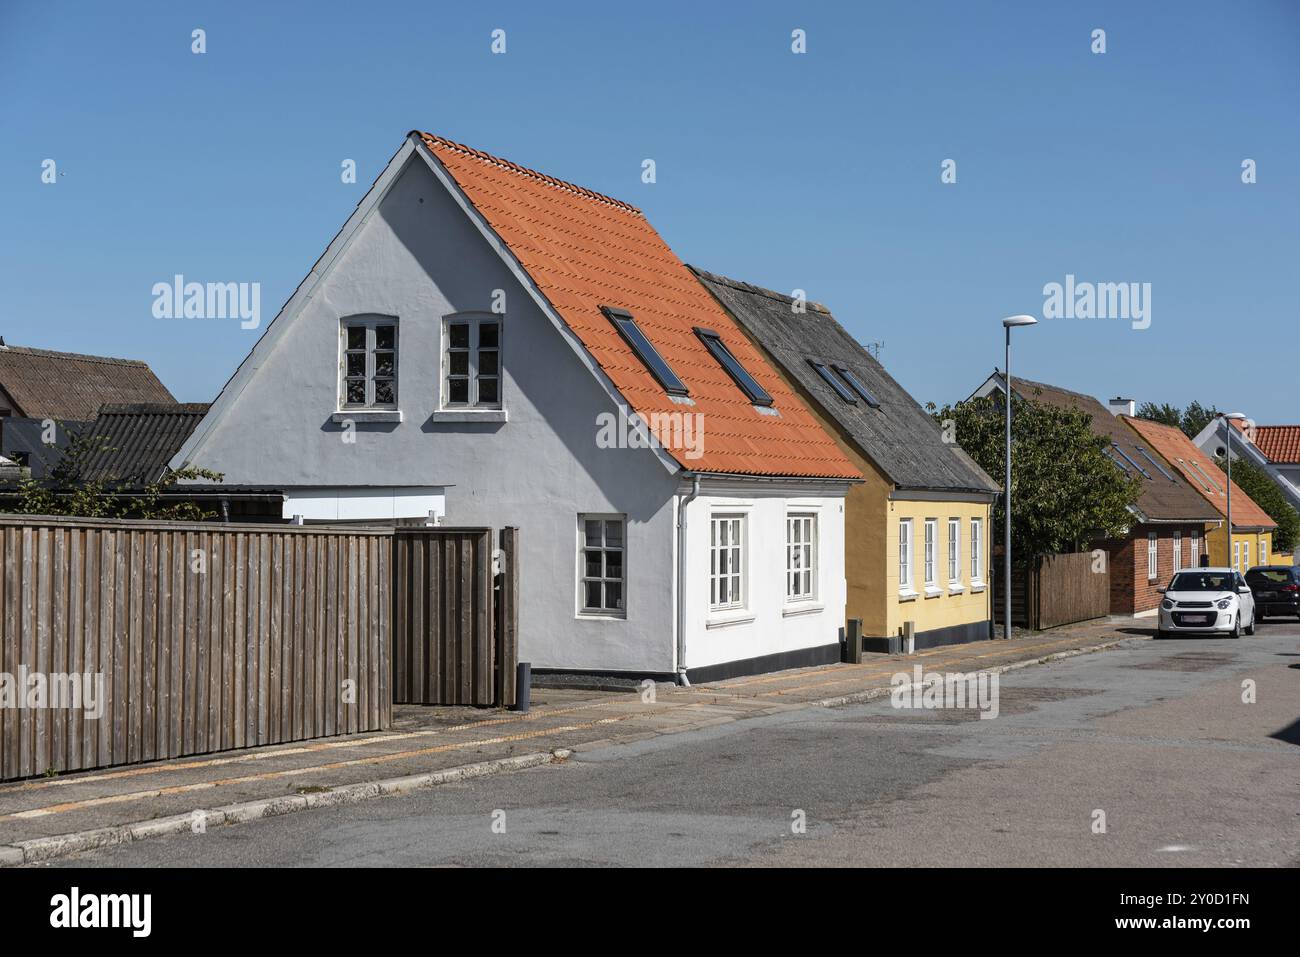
[1157,567,1256,639]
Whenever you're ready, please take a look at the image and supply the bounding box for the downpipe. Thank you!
[675,474,701,686]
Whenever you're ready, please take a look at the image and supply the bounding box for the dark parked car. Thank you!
[1245,566,1300,622]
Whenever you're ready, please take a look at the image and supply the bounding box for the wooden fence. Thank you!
[392,527,518,706]
[0,516,519,782]
[994,552,1110,630]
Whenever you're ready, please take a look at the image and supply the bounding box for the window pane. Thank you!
[605,581,622,610]
[605,550,622,579]
[477,378,499,404]
[346,353,366,377]
[346,380,366,404]
[449,351,469,376]
[374,352,395,377]
[449,324,469,349]
[479,323,500,348]
[479,350,499,376]
[585,582,603,609]
[585,550,603,579]
[605,520,623,545]
[375,326,395,350]
[347,327,366,350]
[448,379,469,404]
[374,379,395,404]
[585,520,602,546]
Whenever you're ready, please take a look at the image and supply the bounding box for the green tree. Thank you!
[1136,400,1221,439]
[1213,453,1299,555]
[932,395,1142,560]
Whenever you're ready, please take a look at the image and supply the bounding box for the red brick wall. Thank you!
[1101,525,1207,615]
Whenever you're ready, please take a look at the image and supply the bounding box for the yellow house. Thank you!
[693,269,1000,650]
[1124,416,1276,573]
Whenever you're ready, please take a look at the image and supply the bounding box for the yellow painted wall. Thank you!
[884,500,993,638]
[1206,525,1275,572]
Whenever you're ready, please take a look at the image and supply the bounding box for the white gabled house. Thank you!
[171,131,862,682]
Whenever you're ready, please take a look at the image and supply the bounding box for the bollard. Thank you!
[902,620,916,655]
[513,661,531,713]
[845,618,863,664]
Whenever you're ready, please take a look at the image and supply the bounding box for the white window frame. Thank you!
[1260,538,1268,566]
[1172,530,1183,571]
[785,513,817,603]
[1190,530,1200,567]
[970,518,984,587]
[442,313,502,410]
[1233,540,1241,572]
[1147,531,1158,580]
[339,316,398,410]
[1243,539,1251,571]
[947,518,961,590]
[898,518,915,597]
[923,518,939,594]
[577,514,626,617]
[710,514,746,611]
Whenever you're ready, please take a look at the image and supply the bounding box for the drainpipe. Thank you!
[675,473,702,686]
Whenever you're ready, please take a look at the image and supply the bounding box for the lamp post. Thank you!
[1218,412,1248,570]
[1001,315,1038,639]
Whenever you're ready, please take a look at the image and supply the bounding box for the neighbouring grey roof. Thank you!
[78,403,210,486]
[691,268,999,494]
[0,344,176,420]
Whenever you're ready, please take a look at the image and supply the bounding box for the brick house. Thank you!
[969,375,1219,617]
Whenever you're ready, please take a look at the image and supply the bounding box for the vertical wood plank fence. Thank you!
[994,552,1110,630]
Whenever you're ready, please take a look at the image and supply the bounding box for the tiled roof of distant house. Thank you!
[0,344,175,421]
[78,403,210,486]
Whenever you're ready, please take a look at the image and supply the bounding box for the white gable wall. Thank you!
[180,155,682,673]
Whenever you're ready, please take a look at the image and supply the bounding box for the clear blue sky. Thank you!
[2,0,1297,418]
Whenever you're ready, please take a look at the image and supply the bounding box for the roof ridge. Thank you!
[0,345,150,367]
[415,131,644,217]
[687,266,831,313]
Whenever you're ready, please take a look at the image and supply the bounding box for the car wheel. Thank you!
[1231,617,1243,639]
[1155,629,1166,640]
[1245,612,1255,636]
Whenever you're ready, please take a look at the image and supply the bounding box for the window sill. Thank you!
[431,409,508,424]
[898,590,919,603]
[333,410,402,423]
[969,581,986,593]
[782,602,824,618]
[706,611,755,629]
[948,584,965,595]
[924,586,942,599]
[576,611,626,622]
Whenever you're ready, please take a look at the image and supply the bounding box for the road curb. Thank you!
[0,749,568,867]
[813,636,1133,709]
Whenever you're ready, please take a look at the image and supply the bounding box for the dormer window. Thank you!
[694,328,773,406]
[601,306,688,396]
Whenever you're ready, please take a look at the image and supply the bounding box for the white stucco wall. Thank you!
[681,482,848,672]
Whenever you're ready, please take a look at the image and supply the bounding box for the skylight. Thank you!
[601,306,688,396]
[694,328,773,406]
[1189,460,1223,494]
[808,360,857,404]
[1112,443,1152,480]
[1136,446,1176,481]
[832,365,880,408]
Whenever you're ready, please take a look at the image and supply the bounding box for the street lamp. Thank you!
[1001,315,1038,639]
[1217,412,1248,571]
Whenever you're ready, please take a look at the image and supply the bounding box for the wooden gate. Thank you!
[391,527,517,706]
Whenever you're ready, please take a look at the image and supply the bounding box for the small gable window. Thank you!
[340,316,398,409]
[694,328,773,406]
[601,306,688,396]
[443,315,502,409]
[808,360,857,404]
[832,365,880,408]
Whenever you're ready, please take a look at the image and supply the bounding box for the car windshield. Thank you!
[1247,569,1291,585]
[1169,572,1233,592]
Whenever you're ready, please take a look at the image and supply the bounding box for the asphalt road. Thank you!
[41,623,1300,867]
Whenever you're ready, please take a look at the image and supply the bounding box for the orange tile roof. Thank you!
[1250,425,1300,463]
[417,132,859,480]
[1123,416,1276,528]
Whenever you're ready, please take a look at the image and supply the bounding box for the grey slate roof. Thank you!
[0,344,176,420]
[691,268,999,495]
[78,403,210,486]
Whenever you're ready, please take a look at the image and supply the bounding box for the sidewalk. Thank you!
[0,617,1145,865]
